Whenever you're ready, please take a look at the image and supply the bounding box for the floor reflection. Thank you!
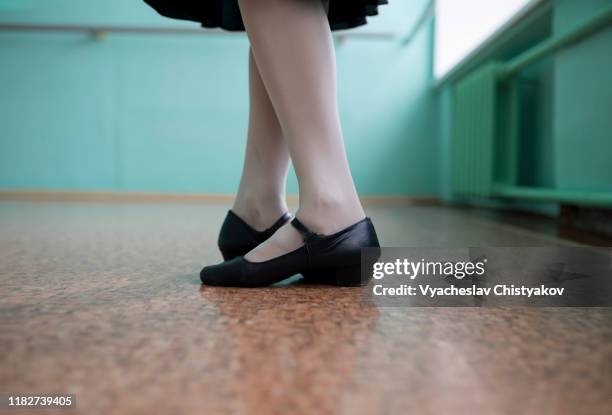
[199,281,379,414]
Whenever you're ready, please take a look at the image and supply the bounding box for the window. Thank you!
[434,0,534,79]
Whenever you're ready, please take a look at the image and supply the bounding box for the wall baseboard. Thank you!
[0,189,440,206]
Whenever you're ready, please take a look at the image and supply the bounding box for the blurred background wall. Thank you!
[1,0,610,213]
[0,0,437,196]
[435,0,612,213]
[552,0,612,193]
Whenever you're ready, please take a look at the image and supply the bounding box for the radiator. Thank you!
[451,63,502,198]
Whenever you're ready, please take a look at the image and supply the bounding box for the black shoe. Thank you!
[217,210,292,260]
[201,216,380,287]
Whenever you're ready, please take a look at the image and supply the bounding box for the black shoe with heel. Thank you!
[217,210,293,260]
[202,217,380,287]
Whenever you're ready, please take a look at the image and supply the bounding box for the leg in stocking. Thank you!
[238,0,366,262]
[231,48,290,231]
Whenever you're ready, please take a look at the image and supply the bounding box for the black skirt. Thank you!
[143,0,388,31]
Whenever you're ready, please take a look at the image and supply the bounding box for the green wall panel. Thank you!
[553,0,612,192]
[0,0,438,196]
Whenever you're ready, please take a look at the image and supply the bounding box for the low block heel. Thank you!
[333,265,365,287]
[302,270,336,285]
[302,265,365,286]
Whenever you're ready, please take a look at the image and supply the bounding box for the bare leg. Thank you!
[231,49,290,231]
[238,0,366,261]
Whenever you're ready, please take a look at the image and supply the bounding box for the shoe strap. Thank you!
[290,217,318,243]
[256,212,292,240]
[265,212,293,236]
[291,217,319,268]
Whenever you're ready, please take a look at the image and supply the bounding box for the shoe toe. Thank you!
[200,258,244,286]
[200,265,216,285]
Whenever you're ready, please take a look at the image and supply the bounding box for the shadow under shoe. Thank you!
[202,217,380,287]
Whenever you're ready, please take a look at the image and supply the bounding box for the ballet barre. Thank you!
[0,23,397,42]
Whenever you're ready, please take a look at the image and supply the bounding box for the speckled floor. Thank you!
[0,201,610,415]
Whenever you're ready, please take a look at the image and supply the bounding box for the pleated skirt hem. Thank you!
[144,0,389,32]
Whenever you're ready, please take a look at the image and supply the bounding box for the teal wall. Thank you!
[0,0,438,196]
[553,0,612,192]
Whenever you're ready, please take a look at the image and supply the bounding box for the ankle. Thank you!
[232,193,288,231]
[296,191,365,235]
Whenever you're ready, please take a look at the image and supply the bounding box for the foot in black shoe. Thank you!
[201,217,380,287]
[217,210,292,260]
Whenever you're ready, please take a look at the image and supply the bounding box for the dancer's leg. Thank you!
[231,49,290,230]
[238,0,365,261]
